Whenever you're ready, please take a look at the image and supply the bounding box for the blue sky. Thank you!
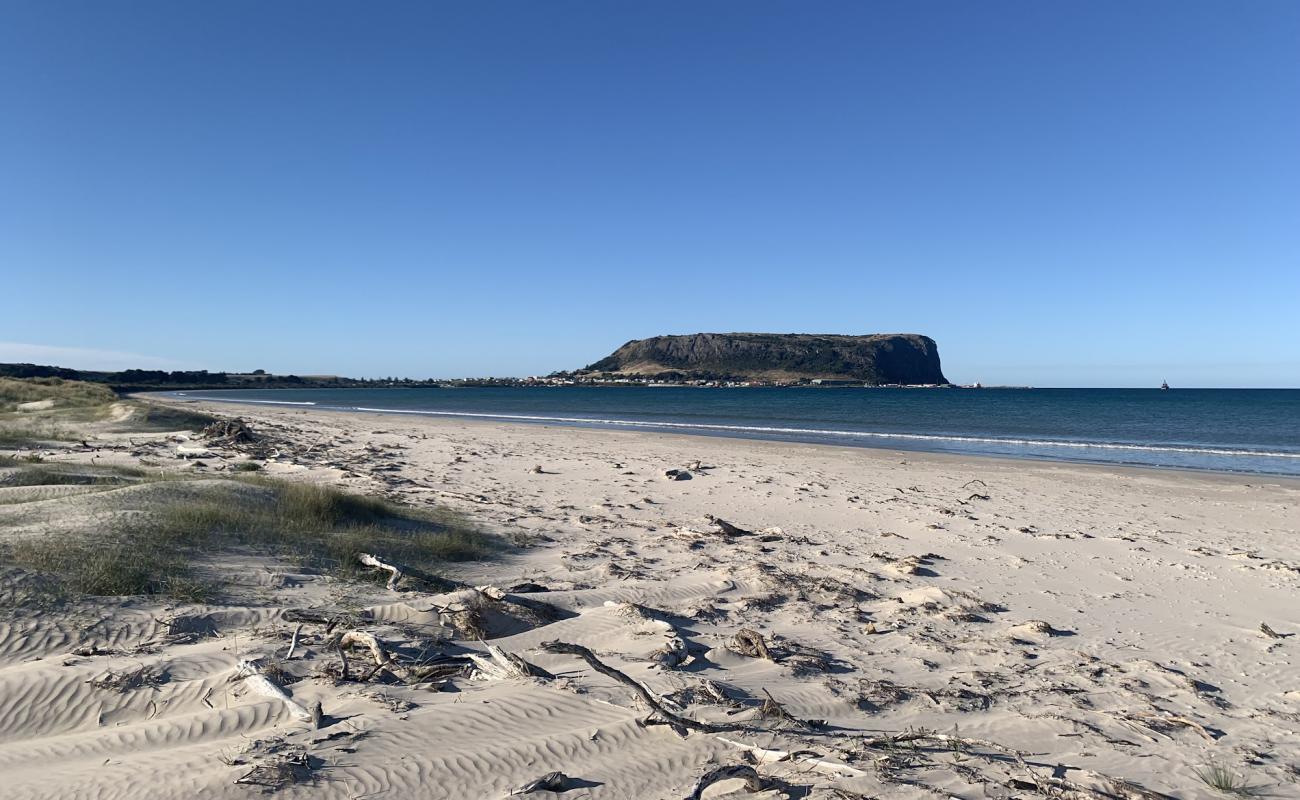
[2,2,1297,386]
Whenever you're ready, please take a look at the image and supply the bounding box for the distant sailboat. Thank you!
[1160,380,1170,391]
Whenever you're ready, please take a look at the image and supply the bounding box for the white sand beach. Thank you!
[1,398,1298,799]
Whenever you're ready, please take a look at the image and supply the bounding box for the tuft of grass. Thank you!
[232,461,263,472]
[1194,764,1270,797]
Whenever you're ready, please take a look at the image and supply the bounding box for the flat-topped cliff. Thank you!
[582,332,948,384]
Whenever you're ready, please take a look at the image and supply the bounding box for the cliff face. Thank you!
[583,333,948,384]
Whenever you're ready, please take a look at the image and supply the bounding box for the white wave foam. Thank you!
[188,396,316,406]
[350,407,1300,460]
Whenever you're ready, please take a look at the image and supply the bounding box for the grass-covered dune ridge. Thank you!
[0,376,221,449]
[0,460,498,602]
[0,376,119,411]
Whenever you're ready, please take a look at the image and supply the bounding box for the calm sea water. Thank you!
[168,387,1300,476]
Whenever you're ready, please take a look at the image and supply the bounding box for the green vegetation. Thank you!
[0,463,496,602]
[582,332,947,384]
[0,377,214,448]
[148,477,497,576]
[0,424,81,448]
[9,533,213,602]
[0,463,138,488]
[1194,764,1270,797]
[0,377,118,412]
[0,377,122,446]
[0,381,497,604]
[0,362,445,390]
[118,402,218,432]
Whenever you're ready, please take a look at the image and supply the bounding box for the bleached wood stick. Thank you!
[337,630,401,677]
[284,623,303,660]
[358,553,461,592]
[236,659,318,726]
[358,553,404,591]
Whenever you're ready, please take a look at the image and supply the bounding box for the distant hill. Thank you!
[581,333,948,384]
[0,364,439,391]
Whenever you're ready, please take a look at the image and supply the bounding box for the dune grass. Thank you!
[118,402,218,433]
[0,423,82,448]
[9,535,214,602]
[0,378,197,445]
[0,380,215,451]
[1,469,497,602]
[0,392,497,602]
[149,477,498,574]
[0,463,141,488]
[0,377,119,446]
[0,377,118,412]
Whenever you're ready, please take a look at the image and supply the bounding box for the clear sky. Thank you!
[2,2,1298,386]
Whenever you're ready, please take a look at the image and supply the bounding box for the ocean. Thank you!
[166,387,1300,477]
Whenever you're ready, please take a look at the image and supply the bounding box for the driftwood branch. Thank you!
[535,640,1172,800]
[200,418,256,443]
[468,644,550,681]
[283,623,304,660]
[357,552,460,592]
[541,640,736,734]
[358,553,404,591]
[336,630,404,680]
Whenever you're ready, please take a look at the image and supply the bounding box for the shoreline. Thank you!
[143,391,1300,485]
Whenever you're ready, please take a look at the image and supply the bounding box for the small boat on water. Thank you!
[1160,380,1170,391]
